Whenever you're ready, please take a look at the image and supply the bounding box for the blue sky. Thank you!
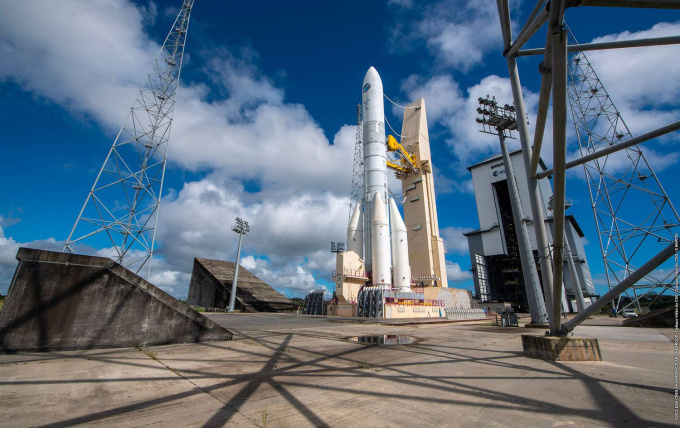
[1,0,679,299]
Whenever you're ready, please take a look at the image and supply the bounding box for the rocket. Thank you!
[348,66,410,290]
[362,66,388,274]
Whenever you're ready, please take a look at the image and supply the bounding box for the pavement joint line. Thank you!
[135,346,262,427]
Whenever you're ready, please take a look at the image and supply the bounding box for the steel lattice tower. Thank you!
[348,104,364,220]
[566,30,680,311]
[64,0,194,276]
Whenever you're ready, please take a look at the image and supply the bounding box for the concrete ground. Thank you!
[0,313,676,427]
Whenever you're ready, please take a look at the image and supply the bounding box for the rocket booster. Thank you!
[389,198,411,292]
[362,66,389,272]
[371,192,391,286]
[347,200,363,258]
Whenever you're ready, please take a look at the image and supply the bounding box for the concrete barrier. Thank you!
[0,248,232,352]
[521,335,602,361]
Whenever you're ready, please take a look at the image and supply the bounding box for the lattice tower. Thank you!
[349,104,364,220]
[566,28,680,311]
[64,0,194,276]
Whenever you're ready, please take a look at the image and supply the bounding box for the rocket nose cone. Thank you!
[389,198,407,233]
[363,66,382,86]
[372,192,387,224]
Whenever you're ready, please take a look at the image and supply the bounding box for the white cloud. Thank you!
[402,74,545,165]
[0,0,156,130]
[586,22,680,113]
[446,260,472,284]
[419,2,502,72]
[390,1,505,72]
[0,219,62,294]
[240,255,326,297]
[562,22,680,178]
[0,0,353,298]
[440,226,473,255]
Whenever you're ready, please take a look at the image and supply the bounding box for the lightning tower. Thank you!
[566,30,680,312]
[348,104,364,221]
[64,0,194,276]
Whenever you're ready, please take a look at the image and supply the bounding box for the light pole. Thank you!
[477,96,549,325]
[227,217,249,313]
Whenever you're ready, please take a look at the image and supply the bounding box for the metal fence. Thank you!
[443,308,487,321]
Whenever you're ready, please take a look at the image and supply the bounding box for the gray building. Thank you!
[464,150,597,313]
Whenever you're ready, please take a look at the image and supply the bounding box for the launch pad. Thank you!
[0,312,672,427]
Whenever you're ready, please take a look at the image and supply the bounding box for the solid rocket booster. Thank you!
[389,198,411,292]
[362,66,389,273]
[371,192,391,286]
[346,200,363,258]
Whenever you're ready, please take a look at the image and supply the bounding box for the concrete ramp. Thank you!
[623,306,675,328]
[0,248,232,352]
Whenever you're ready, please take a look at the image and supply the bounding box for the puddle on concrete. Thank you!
[345,335,421,345]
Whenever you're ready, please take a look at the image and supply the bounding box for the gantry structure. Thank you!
[495,0,680,335]
[64,0,194,276]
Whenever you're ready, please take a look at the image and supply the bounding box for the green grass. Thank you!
[0,296,4,311]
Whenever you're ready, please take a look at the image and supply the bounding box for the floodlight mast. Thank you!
[476,96,549,325]
[227,217,250,313]
[331,242,346,254]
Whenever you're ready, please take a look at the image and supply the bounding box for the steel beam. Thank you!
[506,8,549,58]
[500,133,549,324]
[537,120,680,179]
[517,0,546,39]
[517,35,680,56]
[574,0,680,9]
[550,27,569,336]
[564,233,586,312]
[559,241,679,335]
[497,0,554,325]
[529,30,554,178]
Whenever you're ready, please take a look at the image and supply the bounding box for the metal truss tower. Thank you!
[566,31,680,311]
[348,104,364,220]
[64,0,194,276]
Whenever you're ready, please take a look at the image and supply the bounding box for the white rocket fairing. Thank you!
[389,198,411,292]
[362,66,389,273]
[347,200,363,258]
[371,192,391,286]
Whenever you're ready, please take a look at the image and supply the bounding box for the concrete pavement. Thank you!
[0,313,676,427]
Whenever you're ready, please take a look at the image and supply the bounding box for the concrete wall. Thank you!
[0,248,232,352]
[435,288,473,309]
[187,258,226,309]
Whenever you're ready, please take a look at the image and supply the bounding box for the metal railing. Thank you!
[444,308,487,320]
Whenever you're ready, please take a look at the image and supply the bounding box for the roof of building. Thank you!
[194,258,294,306]
[466,148,549,174]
